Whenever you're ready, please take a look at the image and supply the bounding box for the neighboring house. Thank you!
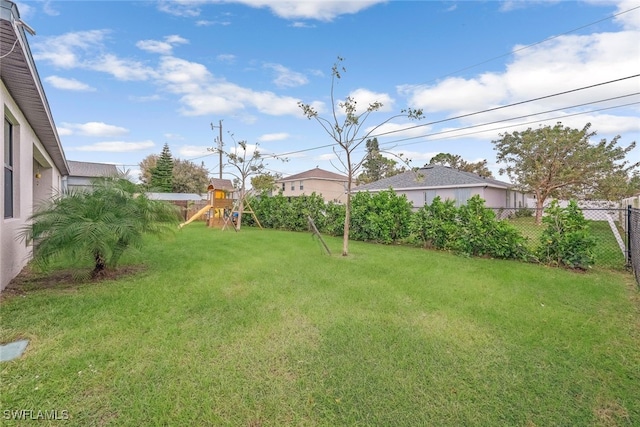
[66,160,119,192]
[1,0,69,290]
[354,165,532,211]
[276,167,350,204]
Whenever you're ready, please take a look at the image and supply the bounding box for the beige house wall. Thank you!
[1,81,62,290]
[280,178,348,203]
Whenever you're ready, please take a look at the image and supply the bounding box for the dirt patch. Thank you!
[0,265,146,302]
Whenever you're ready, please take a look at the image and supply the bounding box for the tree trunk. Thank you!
[236,188,244,230]
[342,163,352,256]
[92,252,107,278]
[535,196,545,225]
[342,192,350,256]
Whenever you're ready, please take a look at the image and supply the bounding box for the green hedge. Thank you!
[244,191,595,268]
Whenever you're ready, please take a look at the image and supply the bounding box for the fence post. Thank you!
[628,205,632,267]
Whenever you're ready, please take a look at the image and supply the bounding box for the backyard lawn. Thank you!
[1,226,639,426]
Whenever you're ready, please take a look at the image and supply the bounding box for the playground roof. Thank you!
[208,178,234,191]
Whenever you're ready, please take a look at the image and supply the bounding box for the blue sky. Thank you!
[16,0,640,184]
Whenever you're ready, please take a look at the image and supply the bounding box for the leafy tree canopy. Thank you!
[251,172,282,194]
[172,159,209,194]
[493,122,638,223]
[428,153,493,178]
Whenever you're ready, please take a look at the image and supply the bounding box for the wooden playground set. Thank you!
[179,181,261,231]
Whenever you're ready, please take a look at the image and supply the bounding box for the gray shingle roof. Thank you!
[354,165,512,191]
[279,167,348,182]
[67,160,119,178]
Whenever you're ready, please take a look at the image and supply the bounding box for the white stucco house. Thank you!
[354,165,533,212]
[1,0,70,290]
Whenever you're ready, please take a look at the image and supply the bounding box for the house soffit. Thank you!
[0,2,68,175]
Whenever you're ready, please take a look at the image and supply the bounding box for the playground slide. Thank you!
[179,205,212,228]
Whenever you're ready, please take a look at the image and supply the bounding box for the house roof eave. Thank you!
[0,0,69,175]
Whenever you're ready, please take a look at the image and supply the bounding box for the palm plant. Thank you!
[21,178,180,278]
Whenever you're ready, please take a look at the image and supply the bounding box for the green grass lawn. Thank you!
[1,226,639,426]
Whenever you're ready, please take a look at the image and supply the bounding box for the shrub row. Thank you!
[245,191,595,269]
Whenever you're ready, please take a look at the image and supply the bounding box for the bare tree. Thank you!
[212,135,286,230]
[298,57,423,256]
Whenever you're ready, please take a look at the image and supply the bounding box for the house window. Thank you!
[454,188,471,207]
[4,118,14,219]
[281,183,285,192]
[299,181,304,190]
[291,182,295,191]
[424,190,436,206]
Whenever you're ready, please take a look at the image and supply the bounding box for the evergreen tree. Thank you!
[357,138,405,184]
[150,143,174,192]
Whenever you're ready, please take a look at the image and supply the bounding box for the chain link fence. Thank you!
[491,207,629,271]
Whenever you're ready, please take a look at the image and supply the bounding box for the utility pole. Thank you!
[211,120,223,179]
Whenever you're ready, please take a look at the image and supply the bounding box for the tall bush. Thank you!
[536,200,596,269]
[410,196,457,249]
[349,190,413,244]
[410,195,529,260]
[452,196,529,259]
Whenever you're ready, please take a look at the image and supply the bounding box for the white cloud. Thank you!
[258,132,290,142]
[129,94,163,102]
[347,88,395,113]
[291,22,316,28]
[157,0,203,17]
[399,23,640,136]
[43,0,60,16]
[33,31,157,81]
[56,126,73,136]
[44,76,95,92]
[235,0,385,22]
[217,54,236,63]
[154,0,385,21]
[61,122,129,137]
[315,153,338,161]
[89,54,157,81]
[178,145,210,157]
[264,63,308,88]
[164,133,185,140]
[73,141,155,152]
[32,30,109,68]
[612,0,640,30]
[156,56,307,116]
[137,35,188,55]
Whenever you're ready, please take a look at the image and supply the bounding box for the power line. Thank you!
[281,101,639,173]
[371,74,640,138]
[260,75,639,160]
[381,100,640,151]
[374,93,640,147]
